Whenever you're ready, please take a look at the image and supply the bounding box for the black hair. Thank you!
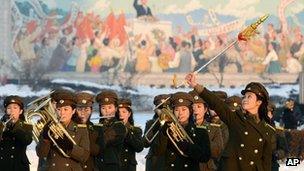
[155,49,162,56]
[103,38,110,46]
[257,95,271,124]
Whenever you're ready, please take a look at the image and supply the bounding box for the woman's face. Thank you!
[100,104,116,117]
[76,107,92,124]
[192,103,207,123]
[6,103,23,123]
[57,105,75,126]
[118,107,131,124]
[174,106,190,125]
[242,92,262,113]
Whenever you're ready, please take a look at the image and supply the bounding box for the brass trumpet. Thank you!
[24,93,76,158]
[0,115,12,133]
[144,107,194,157]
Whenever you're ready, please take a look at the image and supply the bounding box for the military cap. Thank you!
[225,95,242,111]
[75,92,94,107]
[118,98,132,108]
[153,94,170,107]
[212,90,228,101]
[3,95,24,109]
[95,90,118,105]
[51,90,75,108]
[171,92,193,107]
[241,82,269,100]
[188,90,205,104]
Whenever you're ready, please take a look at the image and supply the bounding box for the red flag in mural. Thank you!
[116,12,128,45]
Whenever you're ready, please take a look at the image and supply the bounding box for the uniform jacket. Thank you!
[153,123,211,171]
[120,125,144,171]
[95,118,127,171]
[199,121,224,171]
[196,87,276,171]
[0,120,33,171]
[36,121,90,171]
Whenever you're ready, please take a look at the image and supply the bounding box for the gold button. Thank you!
[72,135,75,138]
[250,161,254,165]
[244,132,248,135]
[259,138,262,142]
[53,154,56,157]
[171,152,174,156]
[0,148,3,150]
[10,155,14,158]
[238,157,242,160]
[12,147,15,150]
[124,159,127,162]
[0,157,3,160]
[84,165,87,168]
[52,163,55,166]
[184,164,188,167]
[254,149,258,154]
[193,134,196,137]
[65,163,69,167]
[171,164,174,167]
[125,149,128,152]
[240,144,244,147]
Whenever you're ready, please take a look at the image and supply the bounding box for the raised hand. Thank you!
[185,73,198,88]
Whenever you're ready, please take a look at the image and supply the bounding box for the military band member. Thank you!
[118,98,144,171]
[0,95,33,171]
[153,92,211,171]
[189,91,224,171]
[74,92,101,171]
[144,94,170,171]
[95,90,127,171]
[36,90,90,171]
[186,73,276,171]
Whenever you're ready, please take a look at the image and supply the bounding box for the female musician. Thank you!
[118,98,143,171]
[153,92,210,171]
[0,95,32,171]
[74,92,101,171]
[95,90,126,171]
[36,90,90,170]
[186,73,276,171]
[189,90,224,171]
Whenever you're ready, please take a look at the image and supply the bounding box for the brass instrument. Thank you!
[24,93,77,158]
[144,107,194,157]
[0,115,12,132]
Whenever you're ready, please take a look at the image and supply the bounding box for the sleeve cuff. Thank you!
[194,84,204,94]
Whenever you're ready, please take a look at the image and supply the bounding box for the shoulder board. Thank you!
[275,126,284,131]
[114,121,124,125]
[196,125,207,129]
[265,123,276,132]
[77,124,87,128]
[94,123,104,127]
[209,123,221,127]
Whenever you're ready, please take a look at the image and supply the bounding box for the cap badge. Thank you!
[119,104,123,107]
[233,102,238,107]
[82,99,87,104]
[59,100,64,104]
[247,87,251,90]
[178,99,184,103]
[194,96,199,100]
[104,98,109,102]
[11,99,16,103]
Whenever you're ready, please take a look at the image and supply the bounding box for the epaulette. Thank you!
[77,124,87,128]
[114,121,124,125]
[265,123,276,132]
[209,123,221,127]
[94,123,104,127]
[275,126,284,131]
[22,122,33,126]
[196,125,207,129]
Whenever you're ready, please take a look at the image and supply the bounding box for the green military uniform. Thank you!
[272,128,288,171]
[153,92,211,171]
[95,90,127,171]
[36,121,90,171]
[36,90,90,171]
[199,121,224,171]
[193,83,276,171]
[75,92,101,171]
[117,98,144,171]
[0,120,33,171]
[121,125,144,171]
[144,94,170,171]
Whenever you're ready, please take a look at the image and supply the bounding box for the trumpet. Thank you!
[90,115,116,120]
[144,107,194,157]
[24,93,76,158]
